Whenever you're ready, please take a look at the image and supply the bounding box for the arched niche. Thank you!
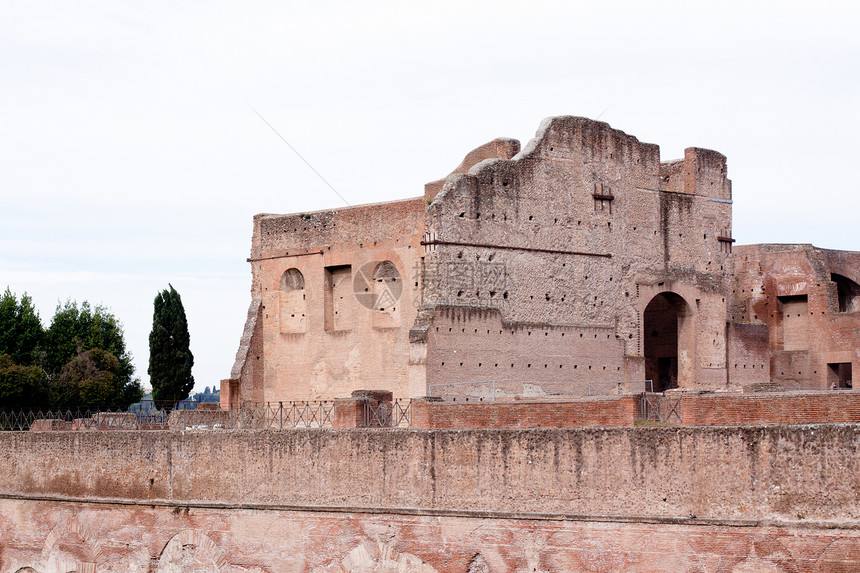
[156,530,226,573]
[316,541,437,573]
[371,261,402,328]
[39,517,103,573]
[279,268,307,334]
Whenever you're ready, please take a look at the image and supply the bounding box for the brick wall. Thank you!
[679,390,860,426]
[411,395,639,429]
[425,308,629,397]
[410,391,860,429]
[727,321,771,386]
[731,244,860,390]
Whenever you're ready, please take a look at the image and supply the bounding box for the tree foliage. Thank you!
[192,386,220,403]
[149,285,194,403]
[0,292,142,409]
[0,288,45,367]
[45,301,142,408]
[45,301,133,377]
[51,348,136,409]
[0,354,49,409]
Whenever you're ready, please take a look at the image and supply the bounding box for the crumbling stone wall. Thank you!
[225,299,263,405]
[420,117,733,395]
[730,244,860,389]
[2,426,860,571]
[3,426,859,522]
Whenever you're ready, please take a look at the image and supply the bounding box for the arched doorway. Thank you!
[643,292,693,392]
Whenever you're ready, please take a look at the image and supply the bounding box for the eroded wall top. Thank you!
[422,116,734,332]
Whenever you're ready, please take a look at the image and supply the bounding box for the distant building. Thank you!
[223,116,859,405]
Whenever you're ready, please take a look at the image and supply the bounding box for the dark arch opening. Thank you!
[643,292,691,392]
[832,273,860,313]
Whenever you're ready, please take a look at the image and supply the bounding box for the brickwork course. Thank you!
[223,116,860,405]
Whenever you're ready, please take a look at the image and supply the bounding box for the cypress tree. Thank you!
[148,285,194,405]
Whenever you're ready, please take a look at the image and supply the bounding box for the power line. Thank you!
[251,107,350,206]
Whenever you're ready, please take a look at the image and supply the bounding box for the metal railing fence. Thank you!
[639,393,682,423]
[0,407,172,431]
[363,399,412,428]
[0,400,347,431]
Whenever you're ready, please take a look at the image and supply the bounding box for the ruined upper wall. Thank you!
[825,247,860,286]
[660,148,732,201]
[252,198,426,260]
[422,116,733,345]
[513,116,663,178]
[731,243,860,312]
[424,137,520,202]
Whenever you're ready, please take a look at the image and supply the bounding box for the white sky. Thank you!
[1,1,858,393]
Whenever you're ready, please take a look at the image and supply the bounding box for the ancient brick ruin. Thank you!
[3,116,860,572]
[223,116,860,404]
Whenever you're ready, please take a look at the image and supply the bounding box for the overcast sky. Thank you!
[1,1,858,394]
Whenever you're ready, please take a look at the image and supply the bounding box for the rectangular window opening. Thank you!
[324,265,352,331]
[827,362,852,389]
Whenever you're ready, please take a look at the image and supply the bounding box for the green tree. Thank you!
[45,301,142,407]
[0,354,49,409]
[51,348,132,409]
[46,301,131,375]
[0,288,45,366]
[149,285,194,404]
[192,387,219,403]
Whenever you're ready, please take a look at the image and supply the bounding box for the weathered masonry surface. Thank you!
[1,426,859,571]
[3,499,859,573]
[408,389,860,428]
[225,116,860,404]
[5,427,860,521]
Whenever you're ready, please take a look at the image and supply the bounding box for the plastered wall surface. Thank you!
[239,199,426,401]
